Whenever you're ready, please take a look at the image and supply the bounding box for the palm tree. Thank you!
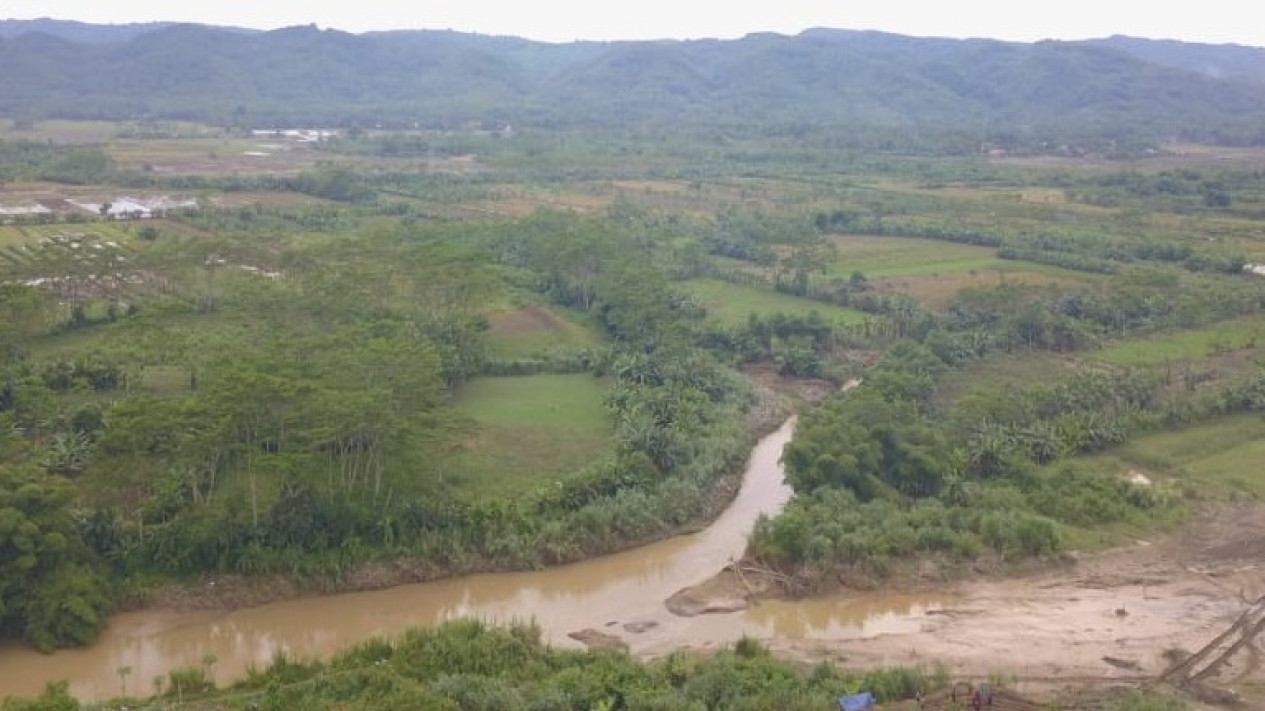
[967,421,1014,479]
[42,430,92,476]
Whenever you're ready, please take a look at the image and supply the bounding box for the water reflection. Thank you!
[624,592,957,656]
[741,593,957,638]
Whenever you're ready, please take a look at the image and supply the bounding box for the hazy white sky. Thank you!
[3,1,1263,47]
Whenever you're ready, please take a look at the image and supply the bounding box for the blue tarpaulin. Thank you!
[837,691,875,711]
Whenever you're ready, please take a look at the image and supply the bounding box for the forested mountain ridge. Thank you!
[1089,34,1265,85]
[2,22,1265,143]
[0,18,184,43]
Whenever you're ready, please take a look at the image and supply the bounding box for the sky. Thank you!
[3,0,1264,47]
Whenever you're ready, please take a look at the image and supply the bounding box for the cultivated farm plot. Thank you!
[686,278,871,326]
[446,374,613,500]
[826,233,1102,310]
[0,221,136,246]
[0,229,131,274]
[0,229,154,297]
[486,304,602,359]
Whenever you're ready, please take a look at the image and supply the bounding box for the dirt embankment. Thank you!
[664,503,1265,708]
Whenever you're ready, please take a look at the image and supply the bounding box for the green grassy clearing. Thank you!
[931,351,1087,411]
[454,374,610,429]
[445,374,613,500]
[1094,317,1265,366]
[826,233,1002,278]
[687,278,871,326]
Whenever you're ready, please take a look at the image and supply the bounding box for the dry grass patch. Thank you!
[469,186,608,217]
[486,305,601,358]
[872,268,1090,311]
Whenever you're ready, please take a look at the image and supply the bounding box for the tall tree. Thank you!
[0,464,110,651]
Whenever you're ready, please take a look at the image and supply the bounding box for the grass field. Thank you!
[0,120,120,143]
[687,278,871,326]
[1093,316,1265,367]
[826,234,1001,278]
[1073,414,1265,500]
[485,304,602,358]
[931,351,1086,411]
[0,225,36,247]
[446,374,613,500]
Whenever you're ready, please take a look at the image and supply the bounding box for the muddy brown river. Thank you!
[0,411,949,701]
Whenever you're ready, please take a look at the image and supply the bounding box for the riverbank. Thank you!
[653,501,1265,708]
[6,379,1261,706]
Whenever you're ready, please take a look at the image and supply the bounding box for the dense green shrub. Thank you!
[3,620,944,710]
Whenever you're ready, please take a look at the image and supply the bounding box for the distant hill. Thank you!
[1088,35,1265,85]
[2,22,1265,146]
[0,18,182,43]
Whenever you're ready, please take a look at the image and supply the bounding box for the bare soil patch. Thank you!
[488,305,565,336]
